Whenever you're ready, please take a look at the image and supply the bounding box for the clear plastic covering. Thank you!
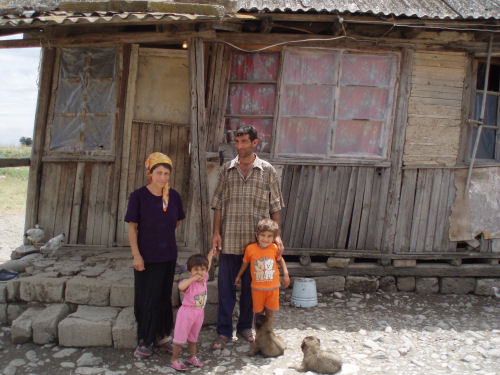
[50,47,118,152]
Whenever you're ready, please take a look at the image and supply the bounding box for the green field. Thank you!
[0,146,31,213]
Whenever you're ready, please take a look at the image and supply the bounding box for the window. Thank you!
[224,48,398,160]
[224,51,279,153]
[49,47,118,152]
[471,62,500,160]
[276,48,398,159]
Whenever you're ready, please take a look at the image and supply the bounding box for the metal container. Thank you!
[291,277,318,308]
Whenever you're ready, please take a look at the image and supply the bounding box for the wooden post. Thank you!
[24,47,56,237]
[381,48,414,253]
[189,37,211,254]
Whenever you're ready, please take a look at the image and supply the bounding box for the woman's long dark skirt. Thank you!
[134,260,176,347]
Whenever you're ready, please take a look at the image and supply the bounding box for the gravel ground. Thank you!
[1,213,500,375]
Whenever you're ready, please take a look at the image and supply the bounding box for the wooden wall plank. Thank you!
[53,164,69,237]
[338,167,358,249]
[357,167,374,249]
[38,163,62,238]
[292,166,315,247]
[365,167,382,250]
[394,169,417,252]
[135,123,148,189]
[444,170,457,251]
[69,162,85,244]
[409,170,426,252]
[77,163,92,244]
[433,169,451,251]
[85,163,100,244]
[348,167,366,250]
[92,164,107,245]
[415,170,432,252]
[318,166,338,248]
[424,169,443,252]
[289,166,309,247]
[303,166,322,247]
[334,167,350,248]
[282,166,300,245]
[310,166,329,249]
[61,163,76,240]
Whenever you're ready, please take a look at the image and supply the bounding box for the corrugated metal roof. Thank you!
[237,0,500,19]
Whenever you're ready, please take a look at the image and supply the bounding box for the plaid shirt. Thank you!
[211,155,284,255]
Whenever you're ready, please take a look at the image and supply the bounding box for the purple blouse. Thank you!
[125,186,185,263]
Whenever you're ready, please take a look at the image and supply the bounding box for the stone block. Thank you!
[32,304,71,344]
[326,257,351,268]
[397,277,415,292]
[203,303,217,326]
[440,277,475,294]
[314,276,345,293]
[20,276,67,303]
[379,276,397,292]
[112,307,137,349]
[206,280,218,304]
[393,259,417,267]
[109,281,133,307]
[0,303,6,323]
[65,277,110,306]
[6,279,20,302]
[474,278,500,296]
[11,306,44,344]
[58,305,119,347]
[0,283,6,303]
[345,276,379,293]
[416,278,439,294]
[7,303,28,323]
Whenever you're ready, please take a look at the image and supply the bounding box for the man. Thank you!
[210,125,284,350]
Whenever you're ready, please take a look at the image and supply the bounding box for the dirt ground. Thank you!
[1,213,500,375]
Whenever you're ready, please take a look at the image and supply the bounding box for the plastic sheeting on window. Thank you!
[50,47,118,152]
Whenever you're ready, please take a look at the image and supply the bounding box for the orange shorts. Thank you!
[251,288,279,313]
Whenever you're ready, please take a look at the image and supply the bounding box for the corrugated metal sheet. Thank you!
[237,0,500,19]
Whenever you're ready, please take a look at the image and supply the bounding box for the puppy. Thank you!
[293,336,342,374]
[249,314,285,357]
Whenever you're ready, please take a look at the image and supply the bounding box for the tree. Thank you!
[19,137,33,146]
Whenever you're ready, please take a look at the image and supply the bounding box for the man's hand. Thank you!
[133,254,145,271]
[211,233,222,255]
[274,235,284,259]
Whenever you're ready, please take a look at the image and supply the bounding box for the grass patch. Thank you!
[0,147,30,213]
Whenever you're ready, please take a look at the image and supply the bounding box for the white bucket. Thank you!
[291,278,318,308]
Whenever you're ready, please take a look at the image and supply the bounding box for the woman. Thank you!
[125,152,185,358]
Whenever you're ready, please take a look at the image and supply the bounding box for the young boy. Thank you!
[234,218,290,328]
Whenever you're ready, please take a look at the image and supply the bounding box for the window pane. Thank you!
[225,118,273,153]
[89,48,118,78]
[86,80,117,113]
[473,93,497,159]
[341,54,396,87]
[281,85,333,117]
[50,115,82,151]
[277,118,329,155]
[60,48,87,79]
[54,80,83,114]
[83,115,114,151]
[338,87,389,121]
[283,50,338,84]
[229,52,279,81]
[477,63,500,92]
[226,84,276,115]
[334,120,383,156]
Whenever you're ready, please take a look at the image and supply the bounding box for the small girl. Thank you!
[170,250,214,371]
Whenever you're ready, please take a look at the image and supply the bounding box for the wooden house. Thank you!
[1,0,500,278]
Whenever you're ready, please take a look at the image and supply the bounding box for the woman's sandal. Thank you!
[170,361,188,371]
[237,328,255,343]
[212,335,231,350]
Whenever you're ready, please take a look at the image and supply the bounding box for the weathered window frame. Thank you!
[44,46,121,162]
[466,58,500,164]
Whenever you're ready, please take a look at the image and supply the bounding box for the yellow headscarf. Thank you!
[145,152,173,212]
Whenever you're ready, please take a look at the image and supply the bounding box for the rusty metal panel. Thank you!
[278,118,329,154]
[283,49,339,84]
[281,85,334,117]
[226,83,276,115]
[341,54,396,87]
[230,51,279,81]
[334,120,384,156]
[338,87,389,121]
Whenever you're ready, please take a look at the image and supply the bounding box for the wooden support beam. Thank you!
[0,38,41,49]
[0,158,30,167]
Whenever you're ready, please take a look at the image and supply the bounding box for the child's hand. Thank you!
[192,274,203,282]
[234,277,241,287]
[282,274,290,288]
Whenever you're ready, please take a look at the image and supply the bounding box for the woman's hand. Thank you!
[133,254,145,271]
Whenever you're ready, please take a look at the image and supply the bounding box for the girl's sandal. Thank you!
[171,361,188,371]
[212,335,231,350]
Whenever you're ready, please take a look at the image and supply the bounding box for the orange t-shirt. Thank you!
[243,242,280,291]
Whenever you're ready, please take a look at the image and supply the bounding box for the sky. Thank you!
[0,35,40,146]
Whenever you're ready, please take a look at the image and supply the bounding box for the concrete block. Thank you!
[474,278,500,296]
[20,276,67,303]
[206,280,218,304]
[314,276,345,293]
[379,276,397,292]
[345,276,379,293]
[203,303,217,326]
[58,305,119,347]
[7,303,28,323]
[112,307,137,349]
[109,281,133,307]
[416,278,439,294]
[326,257,351,268]
[393,259,417,267]
[32,304,71,344]
[6,279,20,302]
[0,283,6,303]
[0,303,6,323]
[65,277,110,306]
[397,277,415,292]
[440,277,475,294]
[11,306,44,344]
